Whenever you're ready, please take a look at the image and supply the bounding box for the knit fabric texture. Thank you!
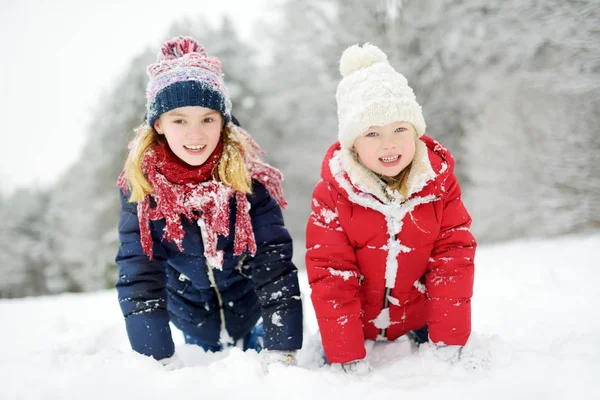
[146,36,232,128]
[336,43,426,149]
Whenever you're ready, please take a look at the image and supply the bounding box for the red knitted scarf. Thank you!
[118,127,287,269]
[155,139,223,185]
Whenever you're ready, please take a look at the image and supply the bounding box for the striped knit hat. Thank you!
[145,36,232,128]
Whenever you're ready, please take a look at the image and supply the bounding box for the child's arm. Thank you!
[306,181,365,364]
[247,181,303,352]
[115,190,174,361]
[426,173,476,346]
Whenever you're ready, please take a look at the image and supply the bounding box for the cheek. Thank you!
[208,126,222,142]
[355,147,373,164]
[163,124,184,137]
[164,135,182,151]
[403,145,416,164]
[354,141,377,160]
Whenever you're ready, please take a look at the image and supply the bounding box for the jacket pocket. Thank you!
[166,268,191,295]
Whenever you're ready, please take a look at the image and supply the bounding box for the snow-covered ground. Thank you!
[1,233,599,399]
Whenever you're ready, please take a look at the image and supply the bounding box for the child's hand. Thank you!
[260,349,298,368]
[158,353,184,371]
[337,359,371,375]
[454,342,492,370]
[421,342,492,370]
[432,344,463,364]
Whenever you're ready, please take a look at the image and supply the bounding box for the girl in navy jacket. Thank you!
[116,36,302,368]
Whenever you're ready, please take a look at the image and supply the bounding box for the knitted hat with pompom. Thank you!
[145,36,232,128]
[336,43,426,149]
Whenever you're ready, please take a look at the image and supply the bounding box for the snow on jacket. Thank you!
[116,181,303,360]
[306,136,476,364]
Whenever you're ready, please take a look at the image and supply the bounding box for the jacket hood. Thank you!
[320,135,454,209]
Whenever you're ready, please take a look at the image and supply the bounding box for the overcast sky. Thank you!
[0,0,279,195]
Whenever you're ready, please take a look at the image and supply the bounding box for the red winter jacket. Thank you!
[306,136,476,364]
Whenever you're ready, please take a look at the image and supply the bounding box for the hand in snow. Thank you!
[432,344,463,364]
[159,353,184,371]
[260,349,298,370]
[336,359,371,376]
[455,341,492,370]
[420,342,492,370]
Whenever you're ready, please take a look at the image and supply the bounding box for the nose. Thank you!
[382,135,397,150]
[186,123,205,138]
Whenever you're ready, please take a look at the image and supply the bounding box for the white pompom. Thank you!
[339,43,388,77]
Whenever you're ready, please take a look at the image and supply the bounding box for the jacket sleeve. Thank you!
[115,189,174,360]
[305,180,365,364]
[247,181,303,351]
[426,172,476,346]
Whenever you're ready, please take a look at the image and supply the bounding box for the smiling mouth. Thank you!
[184,144,206,152]
[380,155,399,162]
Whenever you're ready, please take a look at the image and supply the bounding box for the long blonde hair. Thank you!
[123,123,252,203]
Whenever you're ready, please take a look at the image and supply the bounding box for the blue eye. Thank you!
[395,127,406,133]
[366,132,378,137]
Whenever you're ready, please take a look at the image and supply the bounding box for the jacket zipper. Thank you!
[379,233,398,339]
[379,287,392,338]
[197,217,231,345]
[204,262,230,344]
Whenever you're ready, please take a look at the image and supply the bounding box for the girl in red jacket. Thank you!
[305,44,476,374]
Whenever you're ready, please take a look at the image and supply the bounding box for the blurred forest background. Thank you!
[1,0,598,297]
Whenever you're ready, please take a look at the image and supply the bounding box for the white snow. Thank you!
[413,280,427,294]
[371,307,391,329]
[386,295,401,306]
[1,233,599,399]
[319,209,338,224]
[271,312,283,327]
[269,291,283,301]
[327,268,357,281]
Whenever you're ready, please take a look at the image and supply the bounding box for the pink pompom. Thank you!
[159,36,206,60]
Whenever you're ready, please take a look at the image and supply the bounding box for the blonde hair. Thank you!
[123,123,252,203]
[380,162,412,199]
[380,130,421,199]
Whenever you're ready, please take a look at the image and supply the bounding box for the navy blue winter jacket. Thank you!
[115,181,303,360]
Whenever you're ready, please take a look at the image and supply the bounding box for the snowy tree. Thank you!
[0,188,49,297]
[43,50,153,293]
[208,17,263,136]
[444,0,600,241]
[250,0,341,242]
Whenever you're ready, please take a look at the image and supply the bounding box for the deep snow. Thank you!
[1,233,598,399]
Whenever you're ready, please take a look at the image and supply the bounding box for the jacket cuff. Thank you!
[124,311,175,360]
[263,306,303,351]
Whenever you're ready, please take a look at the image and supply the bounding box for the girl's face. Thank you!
[353,121,417,177]
[154,106,223,166]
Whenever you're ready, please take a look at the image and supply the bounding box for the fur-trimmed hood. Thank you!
[320,135,454,209]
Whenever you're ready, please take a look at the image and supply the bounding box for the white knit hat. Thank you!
[336,43,426,149]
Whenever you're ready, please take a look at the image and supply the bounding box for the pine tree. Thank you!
[0,188,49,297]
[455,0,600,241]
